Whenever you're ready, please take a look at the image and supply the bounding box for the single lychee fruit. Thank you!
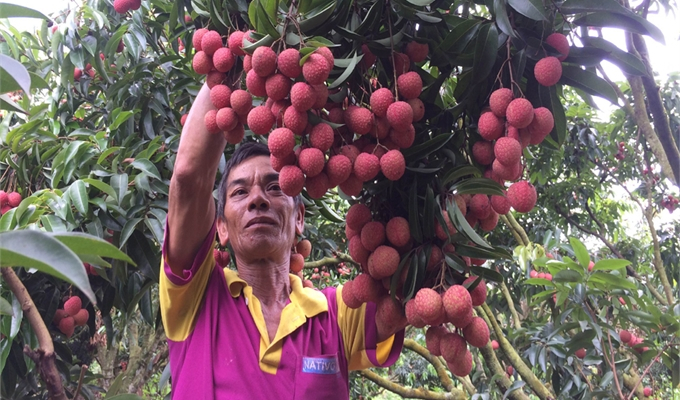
[425,325,448,356]
[341,280,363,308]
[349,235,370,266]
[361,221,386,252]
[588,260,595,271]
[507,125,531,148]
[376,295,407,332]
[360,44,377,68]
[290,82,316,112]
[283,107,308,135]
[227,31,246,56]
[440,332,467,363]
[367,245,400,280]
[354,153,381,182]
[346,203,372,231]
[619,330,632,343]
[7,192,21,208]
[447,349,472,377]
[298,148,326,177]
[216,107,238,132]
[247,106,275,135]
[243,54,252,72]
[472,141,495,165]
[309,123,334,152]
[290,253,305,273]
[245,70,267,97]
[230,90,253,116]
[492,159,522,181]
[494,137,522,166]
[370,88,394,118]
[506,365,514,376]
[192,51,213,74]
[64,296,82,316]
[490,194,511,215]
[489,88,514,118]
[545,33,570,61]
[392,52,410,76]
[643,387,652,397]
[53,309,67,324]
[477,112,504,141]
[210,84,232,109]
[507,180,537,213]
[534,56,562,86]
[345,106,374,135]
[469,194,491,220]
[405,300,426,328]
[575,348,586,359]
[386,101,413,129]
[224,125,245,144]
[407,98,425,122]
[58,316,75,337]
[279,165,305,197]
[388,124,416,149]
[527,107,554,145]
[442,285,474,328]
[311,84,328,109]
[506,98,534,129]
[204,110,220,134]
[414,288,444,325]
[405,41,428,63]
[251,46,277,77]
[352,273,383,303]
[200,30,223,56]
[326,155,352,187]
[113,0,131,13]
[277,48,302,78]
[302,53,331,85]
[397,71,422,100]
[339,174,363,197]
[271,100,289,126]
[206,71,225,88]
[340,145,361,165]
[386,217,410,248]
[380,150,406,181]
[462,317,490,348]
[73,309,89,326]
[268,127,296,157]
[296,239,312,258]
[491,340,499,350]
[270,152,296,172]
[116,40,125,53]
[265,74,291,101]
[463,277,487,306]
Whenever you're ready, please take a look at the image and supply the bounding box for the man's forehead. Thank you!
[226,155,276,185]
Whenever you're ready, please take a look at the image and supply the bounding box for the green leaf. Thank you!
[0,297,13,316]
[584,37,648,76]
[441,165,481,186]
[67,180,89,215]
[470,266,504,283]
[131,159,162,180]
[51,232,135,265]
[456,243,513,260]
[0,3,47,18]
[82,178,117,199]
[448,198,492,249]
[422,186,435,239]
[0,93,25,113]
[553,269,583,283]
[120,218,143,247]
[328,51,358,89]
[493,0,515,38]
[508,0,547,21]
[255,0,280,39]
[450,177,505,196]
[408,184,423,243]
[472,23,498,83]
[593,259,630,271]
[403,133,453,161]
[0,230,95,304]
[569,237,590,268]
[573,12,664,44]
[560,65,619,104]
[111,173,128,205]
[0,54,31,96]
[299,1,336,33]
[589,271,637,290]
[314,199,344,223]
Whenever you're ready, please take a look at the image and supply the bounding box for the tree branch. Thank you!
[304,253,357,269]
[506,213,530,245]
[403,339,462,394]
[1,267,68,400]
[500,214,525,245]
[499,282,522,330]
[358,369,466,399]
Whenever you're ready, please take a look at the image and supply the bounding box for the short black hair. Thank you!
[216,141,300,220]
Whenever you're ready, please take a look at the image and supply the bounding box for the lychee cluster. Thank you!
[52,296,89,338]
[0,190,21,214]
[528,269,553,281]
[619,329,648,354]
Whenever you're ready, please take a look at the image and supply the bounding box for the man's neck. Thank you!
[236,259,291,307]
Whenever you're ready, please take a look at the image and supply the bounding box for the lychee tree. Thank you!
[0,0,678,398]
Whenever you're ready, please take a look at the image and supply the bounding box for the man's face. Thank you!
[216,155,304,263]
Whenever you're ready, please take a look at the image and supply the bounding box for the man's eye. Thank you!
[269,184,281,191]
[232,189,246,196]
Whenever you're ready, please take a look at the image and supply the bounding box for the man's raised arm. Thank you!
[166,83,225,276]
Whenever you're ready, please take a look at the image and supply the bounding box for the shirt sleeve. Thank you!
[335,285,405,371]
[159,219,217,342]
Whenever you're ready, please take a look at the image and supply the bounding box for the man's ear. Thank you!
[216,217,229,246]
[295,202,305,236]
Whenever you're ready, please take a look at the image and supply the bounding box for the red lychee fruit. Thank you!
[507,180,537,213]
[216,107,238,132]
[440,332,467,363]
[349,235,370,266]
[339,174,363,197]
[346,203,372,231]
[527,107,554,145]
[296,239,312,258]
[392,52,410,76]
[367,245,400,279]
[265,74,291,101]
[311,84,328,109]
[388,124,416,149]
[425,325,448,356]
[298,148,325,177]
[414,288,444,325]
[478,112,504,141]
[506,98,534,129]
[376,295,407,332]
[290,253,304,273]
[247,106,275,135]
[271,100,289,126]
[277,48,302,78]
[315,47,334,69]
[307,173,330,198]
[73,68,82,81]
[345,106,374,136]
[73,309,89,326]
[494,137,522,166]
[341,280,363,309]
[206,71,225,88]
[489,88,514,118]
[64,296,82,316]
[360,44,377,68]
[192,51,213,74]
[326,155,352,186]
[534,56,562,86]
[508,126,532,148]
[407,98,425,122]
[224,125,245,144]
[243,54,252,72]
[405,41,428,63]
[361,221,386,251]
[492,159,522,181]
[7,192,21,208]
[283,107,308,135]
[386,217,410,248]
[53,309,67,324]
[370,88,394,118]
[309,123,334,152]
[442,285,474,328]
[352,273,383,303]
[397,71,422,100]
[268,127,296,157]
[575,348,586,359]
[200,30,223,56]
[230,90,253,116]
[490,194,511,215]
[270,152,296,172]
[340,145,360,164]
[380,150,406,181]
[434,212,456,240]
[462,317,490,348]
[469,194,491,220]
[354,153,381,182]
[278,164,306,198]
[546,33,570,61]
[619,330,632,343]
[405,300,426,328]
[491,340,499,350]
[245,70,267,97]
[302,53,331,85]
[472,141,495,165]
[290,82,315,112]
[116,40,125,53]
[184,14,192,23]
[204,109,220,134]
[386,101,413,129]
[588,260,595,271]
[58,316,75,337]
[113,0,134,13]
[643,387,652,397]
[447,349,472,377]
[463,277,487,306]
[210,84,232,109]
[227,31,246,56]
[252,46,277,77]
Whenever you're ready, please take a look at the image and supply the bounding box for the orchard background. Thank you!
[0,0,679,398]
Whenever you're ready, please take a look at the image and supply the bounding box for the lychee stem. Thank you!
[386,2,398,100]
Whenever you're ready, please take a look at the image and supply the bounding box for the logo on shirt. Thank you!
[302,355,340,374]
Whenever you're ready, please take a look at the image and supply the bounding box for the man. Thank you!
[159,82,406,399]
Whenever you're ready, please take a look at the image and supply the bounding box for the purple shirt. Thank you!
[159,222,404,399]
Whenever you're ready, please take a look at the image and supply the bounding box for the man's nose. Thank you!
[248,186,270,211]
